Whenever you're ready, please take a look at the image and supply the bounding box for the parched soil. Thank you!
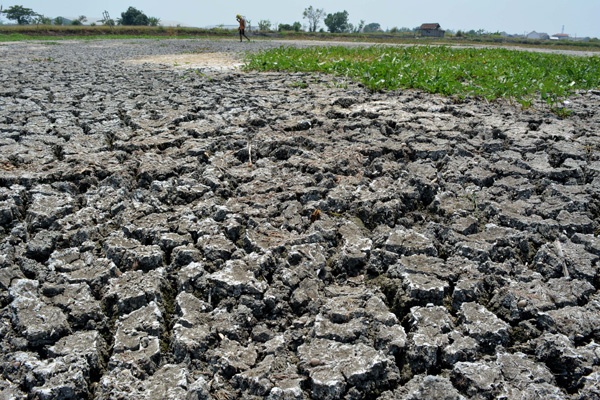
[127,52,244,70]
[0,38,599,400]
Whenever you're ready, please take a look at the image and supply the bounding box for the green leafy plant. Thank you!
[290,80,309,88]
[32,56,54,62]
[244,45,600,109]
[551,106,573,119]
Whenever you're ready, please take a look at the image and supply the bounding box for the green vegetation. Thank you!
[324,10,350,33]
[1,5,37,25]
[244,45,600,108]
[278,22,302,32]
[303,6,325,33]
[257,20,272,32]
[2,22,598,113]
[0,25,237,40]
[119,6,150,26]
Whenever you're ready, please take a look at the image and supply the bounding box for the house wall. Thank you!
[420,29,445,37]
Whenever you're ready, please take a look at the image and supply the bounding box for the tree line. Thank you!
[265,6,407,34]
[271,6,383,33]
[1,4,418,34]
[0,4,381,33]
[0,5,160,26]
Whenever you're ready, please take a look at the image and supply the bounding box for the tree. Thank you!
[71,15,87,26]
[148,17,160,27]
[324,10,349,33]
[3,5,37,25]
[355,19,365,33]
[54,17,64,26]
[100,11,115,27]
[258,20,271,31]
[303,6,325,33]
[35,15,52,25]
[120,6,149,26]
[364,22,381,33]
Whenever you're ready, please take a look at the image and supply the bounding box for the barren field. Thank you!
[0,38,599,399]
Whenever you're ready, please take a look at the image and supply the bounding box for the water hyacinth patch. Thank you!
[244,45,600,108]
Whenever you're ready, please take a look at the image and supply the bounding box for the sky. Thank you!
[2,0,599,38]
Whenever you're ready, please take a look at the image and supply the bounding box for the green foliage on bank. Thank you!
[0,25,235,41]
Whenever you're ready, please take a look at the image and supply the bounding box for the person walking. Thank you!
[236,14,250,42]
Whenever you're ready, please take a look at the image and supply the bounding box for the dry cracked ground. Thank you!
[0,38,599,400]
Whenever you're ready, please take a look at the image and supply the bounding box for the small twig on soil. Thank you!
[248,142,252,167]
[554,240,569,278]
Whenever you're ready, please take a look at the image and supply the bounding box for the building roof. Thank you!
[419,23,442,30]
[527,31,549,37]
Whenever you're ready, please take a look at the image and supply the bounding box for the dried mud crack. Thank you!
[1,38,599,399]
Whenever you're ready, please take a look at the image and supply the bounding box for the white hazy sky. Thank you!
[3,0,599,38]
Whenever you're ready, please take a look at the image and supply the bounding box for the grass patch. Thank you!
[289,80,309,89]
[244,45,600,107]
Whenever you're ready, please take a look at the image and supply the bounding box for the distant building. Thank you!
[551,33,570,40]
[526,31,550,40]
[418,23,445,38]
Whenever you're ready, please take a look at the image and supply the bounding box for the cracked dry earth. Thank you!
[0,38,600,400]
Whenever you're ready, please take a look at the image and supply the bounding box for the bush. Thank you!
[278,22,301,32]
